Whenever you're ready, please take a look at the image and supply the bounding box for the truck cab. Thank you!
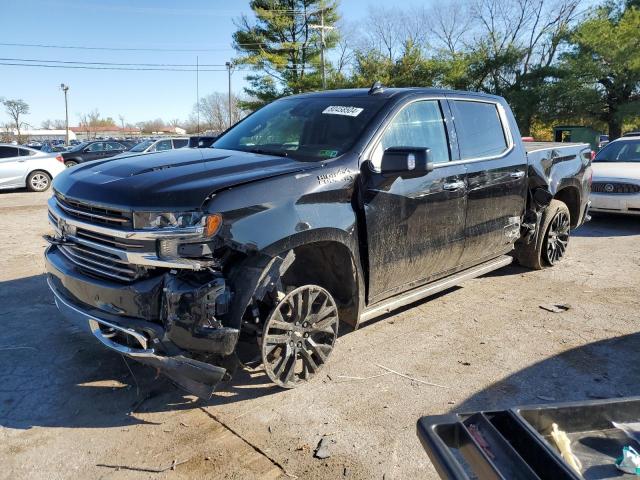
[44,87,592,398]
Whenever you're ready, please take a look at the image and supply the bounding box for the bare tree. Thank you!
[195,93,246,133]
[355,6,431,62]
[3,98,30,142]
[426,2,474,54]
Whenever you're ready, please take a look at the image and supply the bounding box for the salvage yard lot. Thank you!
[1,190,639,480]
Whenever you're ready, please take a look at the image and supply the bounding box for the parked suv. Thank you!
[44,88,592,398]
[60,140,131,167]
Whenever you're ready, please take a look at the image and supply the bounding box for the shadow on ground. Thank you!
[0,274,283,430]
[453,332,640,414]
[573,214,640,238]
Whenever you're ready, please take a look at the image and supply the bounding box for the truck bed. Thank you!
[524,141,587,153]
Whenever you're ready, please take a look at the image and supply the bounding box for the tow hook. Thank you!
[43,234,73,246]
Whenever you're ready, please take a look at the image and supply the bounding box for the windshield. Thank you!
[213,96,387,161]
[595,140,640,163]
[129,140,154,152]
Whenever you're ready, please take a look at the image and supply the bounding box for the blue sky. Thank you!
[0,0,432,127]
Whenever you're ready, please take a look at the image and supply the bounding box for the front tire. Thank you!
[64,160,78,168]
[516,199,571,269]
[26,171,51,192]
[261,285,339,388]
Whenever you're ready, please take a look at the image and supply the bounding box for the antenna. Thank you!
[368,81,384,95]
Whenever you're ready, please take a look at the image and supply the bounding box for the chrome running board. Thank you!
[360,255,513,322]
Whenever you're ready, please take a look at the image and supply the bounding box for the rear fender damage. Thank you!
[520,187,553,244]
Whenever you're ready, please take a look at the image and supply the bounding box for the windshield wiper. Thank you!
[246,147,289,158]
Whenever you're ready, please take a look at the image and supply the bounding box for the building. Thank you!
[0,128,77,142]
[70,125,141,141]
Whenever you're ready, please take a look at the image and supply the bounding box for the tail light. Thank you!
[55,154,64,163]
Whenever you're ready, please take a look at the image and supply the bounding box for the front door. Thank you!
[447,97,527,266]
[362,98,467,304]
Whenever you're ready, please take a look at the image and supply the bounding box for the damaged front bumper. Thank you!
[45,245,239,399]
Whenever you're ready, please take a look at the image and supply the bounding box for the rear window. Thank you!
[452,100,508,159]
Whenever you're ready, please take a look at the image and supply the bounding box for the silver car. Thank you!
[110,137,189,159]
[0,144,66,192]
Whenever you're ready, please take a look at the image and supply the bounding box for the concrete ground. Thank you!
[1,189,639,479]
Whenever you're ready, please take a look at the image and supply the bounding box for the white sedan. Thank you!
[590,136,640,215]
[0,144,66,192]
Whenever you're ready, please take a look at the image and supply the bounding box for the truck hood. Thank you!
[52,148,317,210]
[592,162,640,182]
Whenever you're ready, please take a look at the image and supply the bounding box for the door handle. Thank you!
[443,181,465,191]
[510,171,525,179]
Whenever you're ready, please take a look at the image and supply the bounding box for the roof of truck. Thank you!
[288,87,502,101]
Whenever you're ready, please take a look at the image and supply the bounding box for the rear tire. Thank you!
[515,199,571,270]
[26,170,51,192]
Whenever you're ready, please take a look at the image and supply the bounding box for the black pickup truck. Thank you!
[44,87,592,398]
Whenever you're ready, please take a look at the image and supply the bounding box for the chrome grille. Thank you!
[74,228,148,251]
[58,243,141,282]
[591,182,640,194]
[54,192,132,228]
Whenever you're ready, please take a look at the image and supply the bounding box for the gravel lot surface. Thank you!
[1,189,639,479]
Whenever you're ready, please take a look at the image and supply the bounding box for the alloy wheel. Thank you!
[544,211,570,265]
[30,173,49,191]
[261,285,338,388]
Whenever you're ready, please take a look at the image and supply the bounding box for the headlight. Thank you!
[133,211,222,236]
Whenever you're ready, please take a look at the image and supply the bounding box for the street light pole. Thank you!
[225,62,234,128]
[60,83,69,146]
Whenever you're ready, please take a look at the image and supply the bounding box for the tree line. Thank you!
[233,0,640,139]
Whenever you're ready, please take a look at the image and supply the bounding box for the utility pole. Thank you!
[225,61,234,128]
[60,83,69,146]
[310,3,334,90]
[196,55,200,134]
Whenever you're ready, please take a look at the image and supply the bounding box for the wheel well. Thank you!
[554,187,580,228]
[27,169,52,180]
[282,241,360,329]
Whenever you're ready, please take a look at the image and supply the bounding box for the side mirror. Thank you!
[83,147,91,153]
[380,147,433,177]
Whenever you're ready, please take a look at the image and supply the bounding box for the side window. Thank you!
[87,142,104,152]
[452,100,508,159]
[373,100,450,167]
[172,139,188,149]
[18,148,32,156]
[106,142,124,151]
[156,140,172,151]
[0,146,18,158]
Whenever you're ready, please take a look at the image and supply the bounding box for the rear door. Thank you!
[362,97,467,303]
[447,97,527,266]
[0,146,28,188]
